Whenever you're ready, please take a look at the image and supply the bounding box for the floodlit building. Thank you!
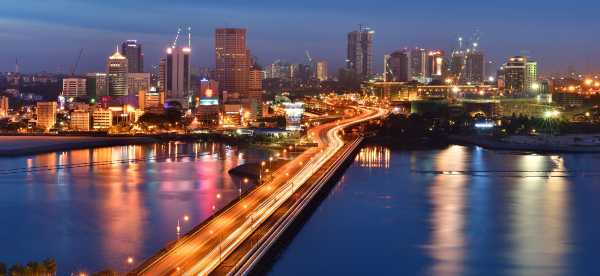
[196,78,220,126]
[62,78,87,98]
[315,61,328,81]
[283,102,305,131]
[0,96,9,117]
[92,108,113,130]
[36,101,57,131]
[107,50,128,97]
[502,56,538,94]
[164,46,191,101]
[138,87,165,111]
[70,110,91,131]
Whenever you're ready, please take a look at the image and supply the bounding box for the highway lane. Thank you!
[131,106,386,275]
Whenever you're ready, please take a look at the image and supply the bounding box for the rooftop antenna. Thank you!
[172,27,182,48]
[187,26,192,49]
[15,58,19,73]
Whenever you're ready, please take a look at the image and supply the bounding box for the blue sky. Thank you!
[1,0,599,75]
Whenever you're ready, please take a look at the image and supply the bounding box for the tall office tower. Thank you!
[267,61,292,79]
[315,61,328,81]
[409,48,427,80]
[86,73,108,98]
[127,73,151,97]
[426,50,444,78]
[62,77,87,98]
[384,50,410,82]
[464,50,485,84]
[502,56,538,94]
[36,101,57,131]
[247,68,265,120]
[215,28,250,99]
[0,96,9,117]
[347,25,374,79]
[164,45,191,101]
[158,58,166,93]
[449,50,466,80]
[107,49,128,97]
[121,40,143,73]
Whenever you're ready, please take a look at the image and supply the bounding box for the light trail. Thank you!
[131,105,387,275]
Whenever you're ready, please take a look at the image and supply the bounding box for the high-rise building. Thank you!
[384,50,410,82]
[107,50,128,97]
[70,110,90,131]
[62,78,87,98]
[502,56,538,94]
[215,28,250,98]
[0,96,9,117]
[121,40,143,73]
[86,73,108,98]
[36,101,57,131]
[127,73,151,97]
[464,50,485,84]
[347,26,374,79]
[267,61,292,79]
[196,78,220,125]
[164,45,191,101]
[315,61,328,81]
[409,48,427,80]
[426,50,444,78]
[246,68,265,121]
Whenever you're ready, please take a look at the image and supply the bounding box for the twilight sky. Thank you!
[1,0,599,75]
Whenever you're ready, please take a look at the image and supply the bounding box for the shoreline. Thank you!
[0,136,161,157]
[449,135,600,154]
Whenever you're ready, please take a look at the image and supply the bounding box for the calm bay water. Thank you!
[269,145,600,276]
[0,141,279,274]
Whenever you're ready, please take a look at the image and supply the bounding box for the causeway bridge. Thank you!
[129,106,387,275]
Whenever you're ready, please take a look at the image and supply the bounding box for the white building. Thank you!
[62,78,87,98]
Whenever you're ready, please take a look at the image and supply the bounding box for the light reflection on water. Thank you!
[0,141,271,274]
[270,145,600,276]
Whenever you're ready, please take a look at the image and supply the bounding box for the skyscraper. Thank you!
[426,50,444,78]
[347,26,374,79]
[62,78,87,98]
[164,45,191,101]
[121,40,143,73]
[315,61,328,81]
[86,73,108,98]
[107,49,128,97]
[502,56,538,94]
[464,50,485,84]
[384,50,410,82]
[215,28,250,98]
[409,48,427,80]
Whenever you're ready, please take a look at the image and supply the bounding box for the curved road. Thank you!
[131,106,387,275]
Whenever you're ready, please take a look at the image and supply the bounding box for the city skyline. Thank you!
[2,0,600,75]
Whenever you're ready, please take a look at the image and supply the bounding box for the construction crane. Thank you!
[71,48,84,76]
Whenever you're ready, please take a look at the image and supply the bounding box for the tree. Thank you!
[43,258,56,275]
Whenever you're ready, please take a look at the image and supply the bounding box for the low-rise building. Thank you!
[70,110,91,131]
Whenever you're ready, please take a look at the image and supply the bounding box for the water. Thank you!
[269,145,600,276]
[0,141,281,274]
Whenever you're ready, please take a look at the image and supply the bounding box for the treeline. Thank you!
[0,258,56,276]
